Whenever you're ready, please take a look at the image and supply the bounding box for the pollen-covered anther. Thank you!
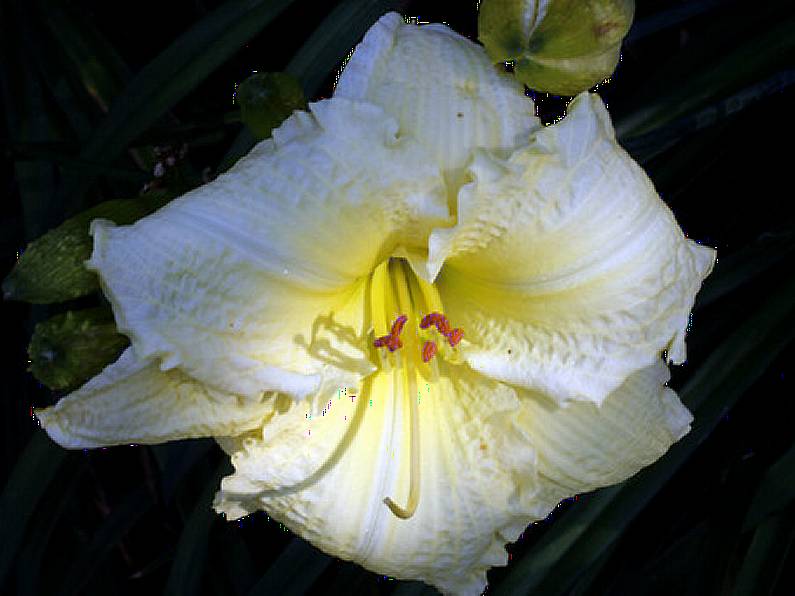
[421,340,438,363]
[447,328,464,347]
[419,311,463,347]
[374,314,408,352]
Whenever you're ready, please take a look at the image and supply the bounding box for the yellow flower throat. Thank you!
[368,258,463,519]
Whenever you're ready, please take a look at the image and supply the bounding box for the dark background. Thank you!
[2,1,794,594]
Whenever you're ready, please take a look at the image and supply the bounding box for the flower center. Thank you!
[367,258,463,520]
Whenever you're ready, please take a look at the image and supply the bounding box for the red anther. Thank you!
[420,313,442,329]
[447,328,464,347]
[390,315,408,337]
[374,335,390,348]
[421,340,438,363]
[386,335,403,352]
[436,317,452,336]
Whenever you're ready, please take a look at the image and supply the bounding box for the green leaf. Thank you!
[34,0,132,116]
[164,463,228,596]
[285,0,412,98]
[744,443,795,531]
[732,512,795,596]
[247,538,332,596]
[150,440,215,504]
[695,226,795,311]
[622,69,795,164]
[615,11,795,139]
[56,486,155,596]
[2,190,173,303]
[0,433,69,586]
[0,4,64,241]
[58,0,298,215]
[236,72,306,140]
[493,273,795,595]
[27,306,129,391]
[14,467,84,596]
[625,0,724,44]
[218,0,412,171]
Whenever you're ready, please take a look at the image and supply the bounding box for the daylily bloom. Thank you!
[35,13,715,596]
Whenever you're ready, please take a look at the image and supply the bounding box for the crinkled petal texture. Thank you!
[214,358,692,595]
[335,13,540,179]
[36,348,275,448]
[87,98,448,401]
[34,14,713,596]
[431,93,715,406]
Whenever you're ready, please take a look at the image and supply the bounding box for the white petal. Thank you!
[214,362,539,596]
[432,93,715,405]
[88,98,448,400]
[518,360,693,512]
[35,348,274,449]
[335,13,540,179]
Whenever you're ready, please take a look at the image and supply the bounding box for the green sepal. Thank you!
[478,0,634,95]
[28,306,129,392]
[235,72,307,140]
[3,190,173,304]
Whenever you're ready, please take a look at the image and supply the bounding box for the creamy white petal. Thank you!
[214,361,539,596]
[517,360,693,514]
[88,98,449,400]
[335,13,540,180]
[35,348,274,449]
[431,93,715,405]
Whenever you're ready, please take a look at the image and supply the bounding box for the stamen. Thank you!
[436,317,452,336]
[383,370,420,519]
[420,312,443,329]
[390,314,408,336]
[421,340,438,363]
[374,314,408,352]
[447,328,464,347]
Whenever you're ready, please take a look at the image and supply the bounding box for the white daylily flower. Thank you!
[35,13,715,596]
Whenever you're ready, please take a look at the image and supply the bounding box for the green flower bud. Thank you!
[3,191,173,304]
[236,72,307,140]
[28,307,129,392]
[478,0,635,95]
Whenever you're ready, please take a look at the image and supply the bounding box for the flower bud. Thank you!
[28,307,129,392]
[478,0,635,95]
[235,72,307,140]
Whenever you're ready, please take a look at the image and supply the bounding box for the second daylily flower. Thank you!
[36,13,715,596]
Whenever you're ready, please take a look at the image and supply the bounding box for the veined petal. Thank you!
[214,361,539,596]
[88,98,448,400]
[518,360,693,509]
[35,348,274,449]
[335,13,540,179]
[431,93,715,405]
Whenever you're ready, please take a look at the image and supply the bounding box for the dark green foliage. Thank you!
[3,192,173,304]
[236,72,307,140]
[27,307,129,391]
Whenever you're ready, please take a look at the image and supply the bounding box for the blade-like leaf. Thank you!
[164,463,228,596]
[695,226,795,311]
[218,0,412,171]
[0,434,69,586]
[56,486,155,596]
[247,537,332,596]
[34,0,132,115]
[59,0,298,214]
[624,0,726,44]
[744,443,795,531]
[615,12,795,139]
[622,69,795,163]
[732,512,795,596]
